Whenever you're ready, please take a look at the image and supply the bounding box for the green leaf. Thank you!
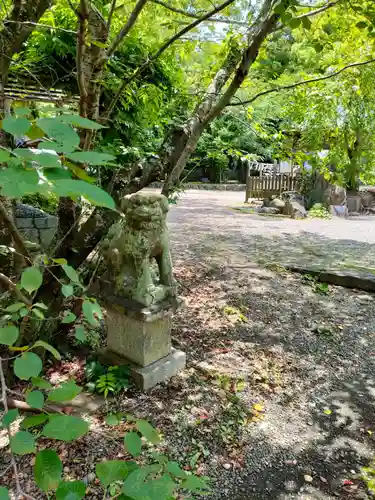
[21,267,43,294]
[59,115,105,130]
[142,474,176,500]
[66,152,116,165]
[14,352,42,380]
[0,151,11,162]
[53,258,68,265]
[167,461,187,478]
[14,107,31,117]
[54,180,116,210]
[20,414,49,429]
[19,308,29,318]
[42,415,89,441]
[26,124,45,140]
[31,377,52,390]
[2,409,19,427]
[36,118,80,152]
[181,475,210,493]
[356,21,368,29]
[34,450,63,491]
[48,380,82,403]
[302,16,312,29]
[96,460,130,487]
[66,163,96,184]
[31,340,61,360]
[33,302,48,311]
[124,432,142,457]
[74,325,87,342]
[61,311,77,324]
[32,308,45,319]
[0,487,9,500]
[4,302,25,312]
[0,166,42,197]
[0,325,19,345]
[135,420,160,444]
[56,480,86,500]
[26,390,45,410]
[82,300,102,326]
[10,430,36,455]
[62,284,74,297]
[105,413,121,426]
[62,265,80,283]
[2,116,31,136]
[121,466,161,498]
[289,17,301,29]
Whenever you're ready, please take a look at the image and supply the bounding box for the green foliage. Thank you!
[0,115,116,210]
[42,415,89,442]
[56,481,86,500]
[10,430,36,455]
[26,390,45,409]
[34,450,63,491]
[361,460,375,495]
[85,360,130,397]
[47,380,82,403]
[14,352,43,380]
[0,325,19,345]
[124,432,143,457]
[0,326,209,499]
[308,203,332,219]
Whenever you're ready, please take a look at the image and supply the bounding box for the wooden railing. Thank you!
[245,173,299,202]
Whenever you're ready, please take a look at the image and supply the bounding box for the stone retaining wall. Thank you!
[150,182,246,191]
[15,204,58,249]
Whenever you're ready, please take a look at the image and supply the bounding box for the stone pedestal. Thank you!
[100,295,186,390]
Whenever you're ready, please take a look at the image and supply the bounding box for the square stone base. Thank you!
[98,348,186,391]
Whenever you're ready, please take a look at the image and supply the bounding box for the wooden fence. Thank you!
[245,173,299,202]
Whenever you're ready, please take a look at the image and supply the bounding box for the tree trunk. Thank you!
[162,0,278,196]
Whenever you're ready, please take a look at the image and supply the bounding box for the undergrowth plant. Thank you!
[85,360,131,397]
[0,114,209,499]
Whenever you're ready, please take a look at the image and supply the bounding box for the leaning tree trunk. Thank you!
[56,2,108,262]
[162,0,279,196]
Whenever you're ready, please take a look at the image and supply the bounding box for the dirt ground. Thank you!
[2,190,375,499]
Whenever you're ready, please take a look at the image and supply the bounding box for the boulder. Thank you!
[269,198,285,209]
[284,200,307,219]
[281,190,305,206]
[324,185,346,206]
[257,206,280,215]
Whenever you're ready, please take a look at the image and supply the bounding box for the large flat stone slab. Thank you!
[284,263,375,292]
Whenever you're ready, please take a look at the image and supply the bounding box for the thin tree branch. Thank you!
[107,0,117,34]
[105,0,236,117]
[151,0,248,26]
[106,0,148,60]
[0,272,32,305]
[0,359,37,500]
[228,58,375,107]
[0,199,31,262]
[3,20,76,34]
[77,0,89,116]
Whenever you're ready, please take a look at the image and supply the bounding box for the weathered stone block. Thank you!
[16,218,34,229]
[99,348,186,391]
[106,305,172,367]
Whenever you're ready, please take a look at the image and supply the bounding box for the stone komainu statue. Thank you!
[100,192,176,307]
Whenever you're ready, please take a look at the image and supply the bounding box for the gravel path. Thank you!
[2,190,375,499]
[165,190,375,499]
